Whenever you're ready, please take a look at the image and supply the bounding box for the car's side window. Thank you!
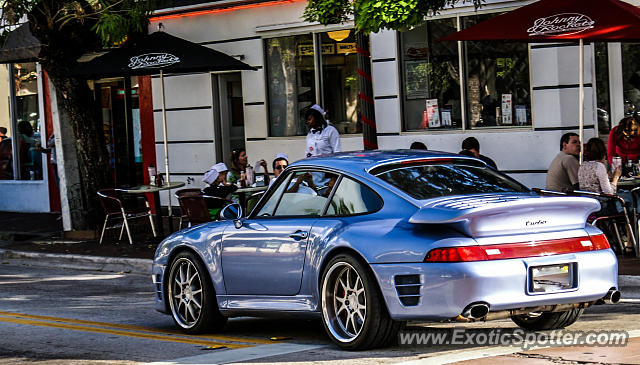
[273,170,339,216]
[325,177,383,216]
[256,173,291,217]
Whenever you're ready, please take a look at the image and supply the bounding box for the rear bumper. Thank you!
[371,249,618,321]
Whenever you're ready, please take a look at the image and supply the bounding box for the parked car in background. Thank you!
[152,150,620,350]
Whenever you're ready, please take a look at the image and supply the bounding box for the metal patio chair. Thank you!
[97,188,157,245]
[568,190,635,255]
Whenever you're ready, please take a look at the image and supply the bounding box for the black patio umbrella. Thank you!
[73,31,256,215]
[73,31,256,77]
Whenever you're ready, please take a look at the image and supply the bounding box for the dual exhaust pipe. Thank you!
[458,289,621,322]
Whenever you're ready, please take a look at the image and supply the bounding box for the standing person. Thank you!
[607,116,640,165]
[0,127,7,142]
[270,153,289,187]
[305,104,341,158]
[461,136,497,169]
[546,132,580,192]
[37,134,58,188]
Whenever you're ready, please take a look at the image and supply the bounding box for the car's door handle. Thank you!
[289,230,308,240]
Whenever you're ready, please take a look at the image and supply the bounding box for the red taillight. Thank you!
[424,246,488,262]
[589,234,610,250]
[424,235,611,262]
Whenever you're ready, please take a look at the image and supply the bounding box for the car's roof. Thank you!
[289,149,479,177]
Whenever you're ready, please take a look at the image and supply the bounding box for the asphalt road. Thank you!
[1,261,640,364]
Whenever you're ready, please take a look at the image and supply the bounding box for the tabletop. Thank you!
[235,186,268,194]
[117,181,186,193]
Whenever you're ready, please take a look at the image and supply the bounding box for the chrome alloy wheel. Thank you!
[322,261,367,342]
[168,258,204,329]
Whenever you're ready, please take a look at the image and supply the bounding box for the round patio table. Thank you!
[117,181,185,234]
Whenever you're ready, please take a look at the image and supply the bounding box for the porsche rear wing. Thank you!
[409,195,601,237]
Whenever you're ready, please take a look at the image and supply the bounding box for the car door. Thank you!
[221,169,339,295]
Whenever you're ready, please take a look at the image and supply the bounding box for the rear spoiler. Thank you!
[409,196,600,237]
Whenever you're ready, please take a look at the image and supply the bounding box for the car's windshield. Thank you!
[372,160,530,200]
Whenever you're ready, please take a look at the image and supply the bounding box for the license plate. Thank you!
[529,263,573,293]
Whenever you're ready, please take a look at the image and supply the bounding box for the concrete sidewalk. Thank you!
[0,248,152,275]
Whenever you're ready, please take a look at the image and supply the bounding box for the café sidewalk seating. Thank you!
[532,188,635,255]
[97,188,157,245]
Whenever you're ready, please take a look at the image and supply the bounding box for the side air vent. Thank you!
[394,275,421,306]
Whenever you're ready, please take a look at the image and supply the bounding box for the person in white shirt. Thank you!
[305,104,341,158]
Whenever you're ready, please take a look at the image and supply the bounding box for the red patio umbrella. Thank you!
[439,0,640,161]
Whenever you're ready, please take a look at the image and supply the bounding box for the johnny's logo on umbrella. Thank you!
[527,13,595,37]
[128,53,180,69]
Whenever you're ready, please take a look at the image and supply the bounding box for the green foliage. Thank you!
[304,0,484,34]
[1,0,152,47]
[304,0,352,25]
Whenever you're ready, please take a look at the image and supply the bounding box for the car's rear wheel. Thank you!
[511,308,584,331]
[320,253,402,350]
[167,251,227,333]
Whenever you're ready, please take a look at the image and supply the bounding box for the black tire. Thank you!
[167,251,227,333]
[320,253,403,350]
[511,308,584,331]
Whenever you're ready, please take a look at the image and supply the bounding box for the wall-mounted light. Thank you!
[327,30,351,42]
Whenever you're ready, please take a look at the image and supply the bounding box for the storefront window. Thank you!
[621,43,640,118]
[400,19,462,131]
[265,34,316,137]
[0,64,12,180]
[320,31,360,134]
[400,14,531,131]
[594,43,611,135]
[463,14,531,128]
[0,62,42,181]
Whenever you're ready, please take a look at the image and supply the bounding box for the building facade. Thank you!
[147,0,640,208]
[3,0,640,216]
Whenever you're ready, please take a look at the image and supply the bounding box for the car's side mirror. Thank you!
[220,203,243,228]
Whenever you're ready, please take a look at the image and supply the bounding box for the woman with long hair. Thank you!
[607,116,640,164]
[227,148,269,188]
[580,138,621,194]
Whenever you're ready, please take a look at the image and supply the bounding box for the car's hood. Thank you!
[409,194,600,237]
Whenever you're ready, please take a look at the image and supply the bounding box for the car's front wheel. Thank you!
[167,251,227,333]
[320,253,402,350]
[511,308,584,331]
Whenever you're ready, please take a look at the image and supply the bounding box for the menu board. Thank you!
[501,94,513,125]
[426,99,441,128]
[441,108,452,127]
[515,105,527,125]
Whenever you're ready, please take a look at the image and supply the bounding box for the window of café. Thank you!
[594,43,611,136]
[264,30,360,137]
[399,13,532,131]
[400,19,462,131]
[621,43,640,119]
[0,62,42,181]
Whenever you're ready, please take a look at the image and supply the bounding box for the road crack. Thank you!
[511,352,633,365]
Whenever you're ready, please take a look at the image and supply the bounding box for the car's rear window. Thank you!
[371,160,530,200]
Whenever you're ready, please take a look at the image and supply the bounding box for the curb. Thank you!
[0,249,152,275]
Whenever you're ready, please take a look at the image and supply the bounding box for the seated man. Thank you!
[546,132,580,192]
[461,136,497,169]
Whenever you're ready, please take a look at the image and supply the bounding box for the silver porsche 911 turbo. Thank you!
[152,150,619,350]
